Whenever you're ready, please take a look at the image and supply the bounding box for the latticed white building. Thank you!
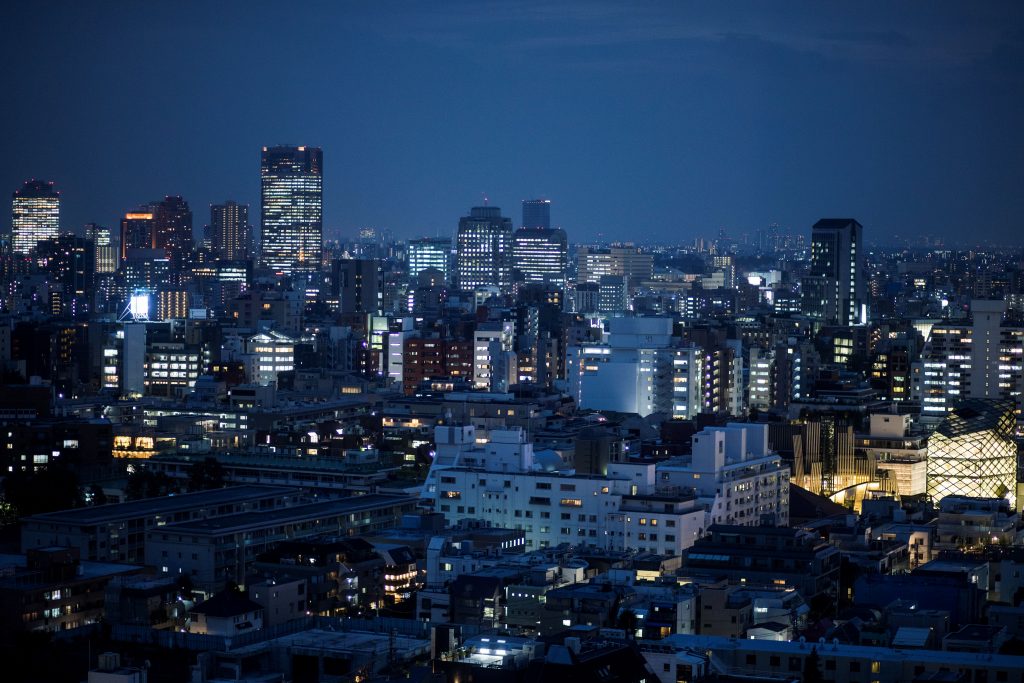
[926,398,1017,504]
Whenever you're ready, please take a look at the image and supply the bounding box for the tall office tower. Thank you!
[512,227,568,288]
[521,198,551,230]
[260,145,323,276]
[36,233,95,318]
[84,223,117,273]
[712,254,736,289]
[11,180,60,255]
[210,201,250,260]
[407,236,451,283]
[152,195,193,265]
[455,206,513,292]
[331,258,381,313]
[120,208,156,260]
[912,299,1024,420]
[801,218,866,326]
[576,246,654,284]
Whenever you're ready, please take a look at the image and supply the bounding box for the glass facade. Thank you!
[11,179,60,255]
[260,146,323,275]
[456,206,512,292]
[927,398,1017,503]
[407,236,451,283]
[512,227,567,288]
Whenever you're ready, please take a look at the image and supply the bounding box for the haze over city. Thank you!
[6,4,1024,683]
[3,1,1024,244]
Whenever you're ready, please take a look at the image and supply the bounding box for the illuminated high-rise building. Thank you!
[85,223,117,273]
[912,298,1024,420]
[152,195,193,264]
[512,227,567,288]
[260,145,323,276]
[521,198,551,230]
[210,200,251,261]
[11,180,60,255]
[801,218,866,326]
[455,206,512,292]
[120,208,156,260]
[576,246,653,284]
[407,236,451,283]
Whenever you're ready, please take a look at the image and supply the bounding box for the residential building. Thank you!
[424,426,706,555]
[145,494,417,592]
[658,423,790,528]
[681,525,840,604]
[912,298,1024,419]
[209,200,250,261]
[21,485,298,563]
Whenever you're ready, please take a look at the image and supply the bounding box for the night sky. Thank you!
[3,2,1023,245]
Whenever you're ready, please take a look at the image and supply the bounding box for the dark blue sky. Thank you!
[3,2,1023,245]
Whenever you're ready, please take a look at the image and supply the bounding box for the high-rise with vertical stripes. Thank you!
[11,179,60,255]
[260,146,323,276]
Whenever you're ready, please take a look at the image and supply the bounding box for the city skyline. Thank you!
[3,2,1024,246]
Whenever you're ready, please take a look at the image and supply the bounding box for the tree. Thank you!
[2,465,83,517]
[802,646,825,683]
[89,483,109,506]
[187,457,226,492]
[125,469,176,500]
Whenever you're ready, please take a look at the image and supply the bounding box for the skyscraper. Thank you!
[513,227,568,288]
[801,218,866,326]
[521,198,551,230]
[84,223,117,273]
[912,298,1024,420]
[260,145,323,276]
[11,180,60,255]
[120,208,156,260]
[331,258,382,313]
[210,200,251,261]
[456,206,513,292]
[407,236,451,283]
[152,195,193,264]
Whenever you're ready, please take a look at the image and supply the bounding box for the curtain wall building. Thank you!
[521,198,551,230]
[801,218,867,326]
[11,179,60,255]
[455,206,513,292]
[926,398,1017,504]
[512,227,568,289]
[407,236,451,283]
[260,145,323,276]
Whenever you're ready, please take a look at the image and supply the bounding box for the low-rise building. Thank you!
[145,494,417,593]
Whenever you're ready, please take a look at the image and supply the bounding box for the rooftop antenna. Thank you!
[482,192,489,206]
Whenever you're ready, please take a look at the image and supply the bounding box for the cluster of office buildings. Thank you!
[5,148,1024,681]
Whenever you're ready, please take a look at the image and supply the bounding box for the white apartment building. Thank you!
[566,317,676,417]
[245,330,295,386]
[658,423,790,527]
[747,346,773,411]
[912,299,1024,421]
[473,321,516,392]
[423,425,705,556]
